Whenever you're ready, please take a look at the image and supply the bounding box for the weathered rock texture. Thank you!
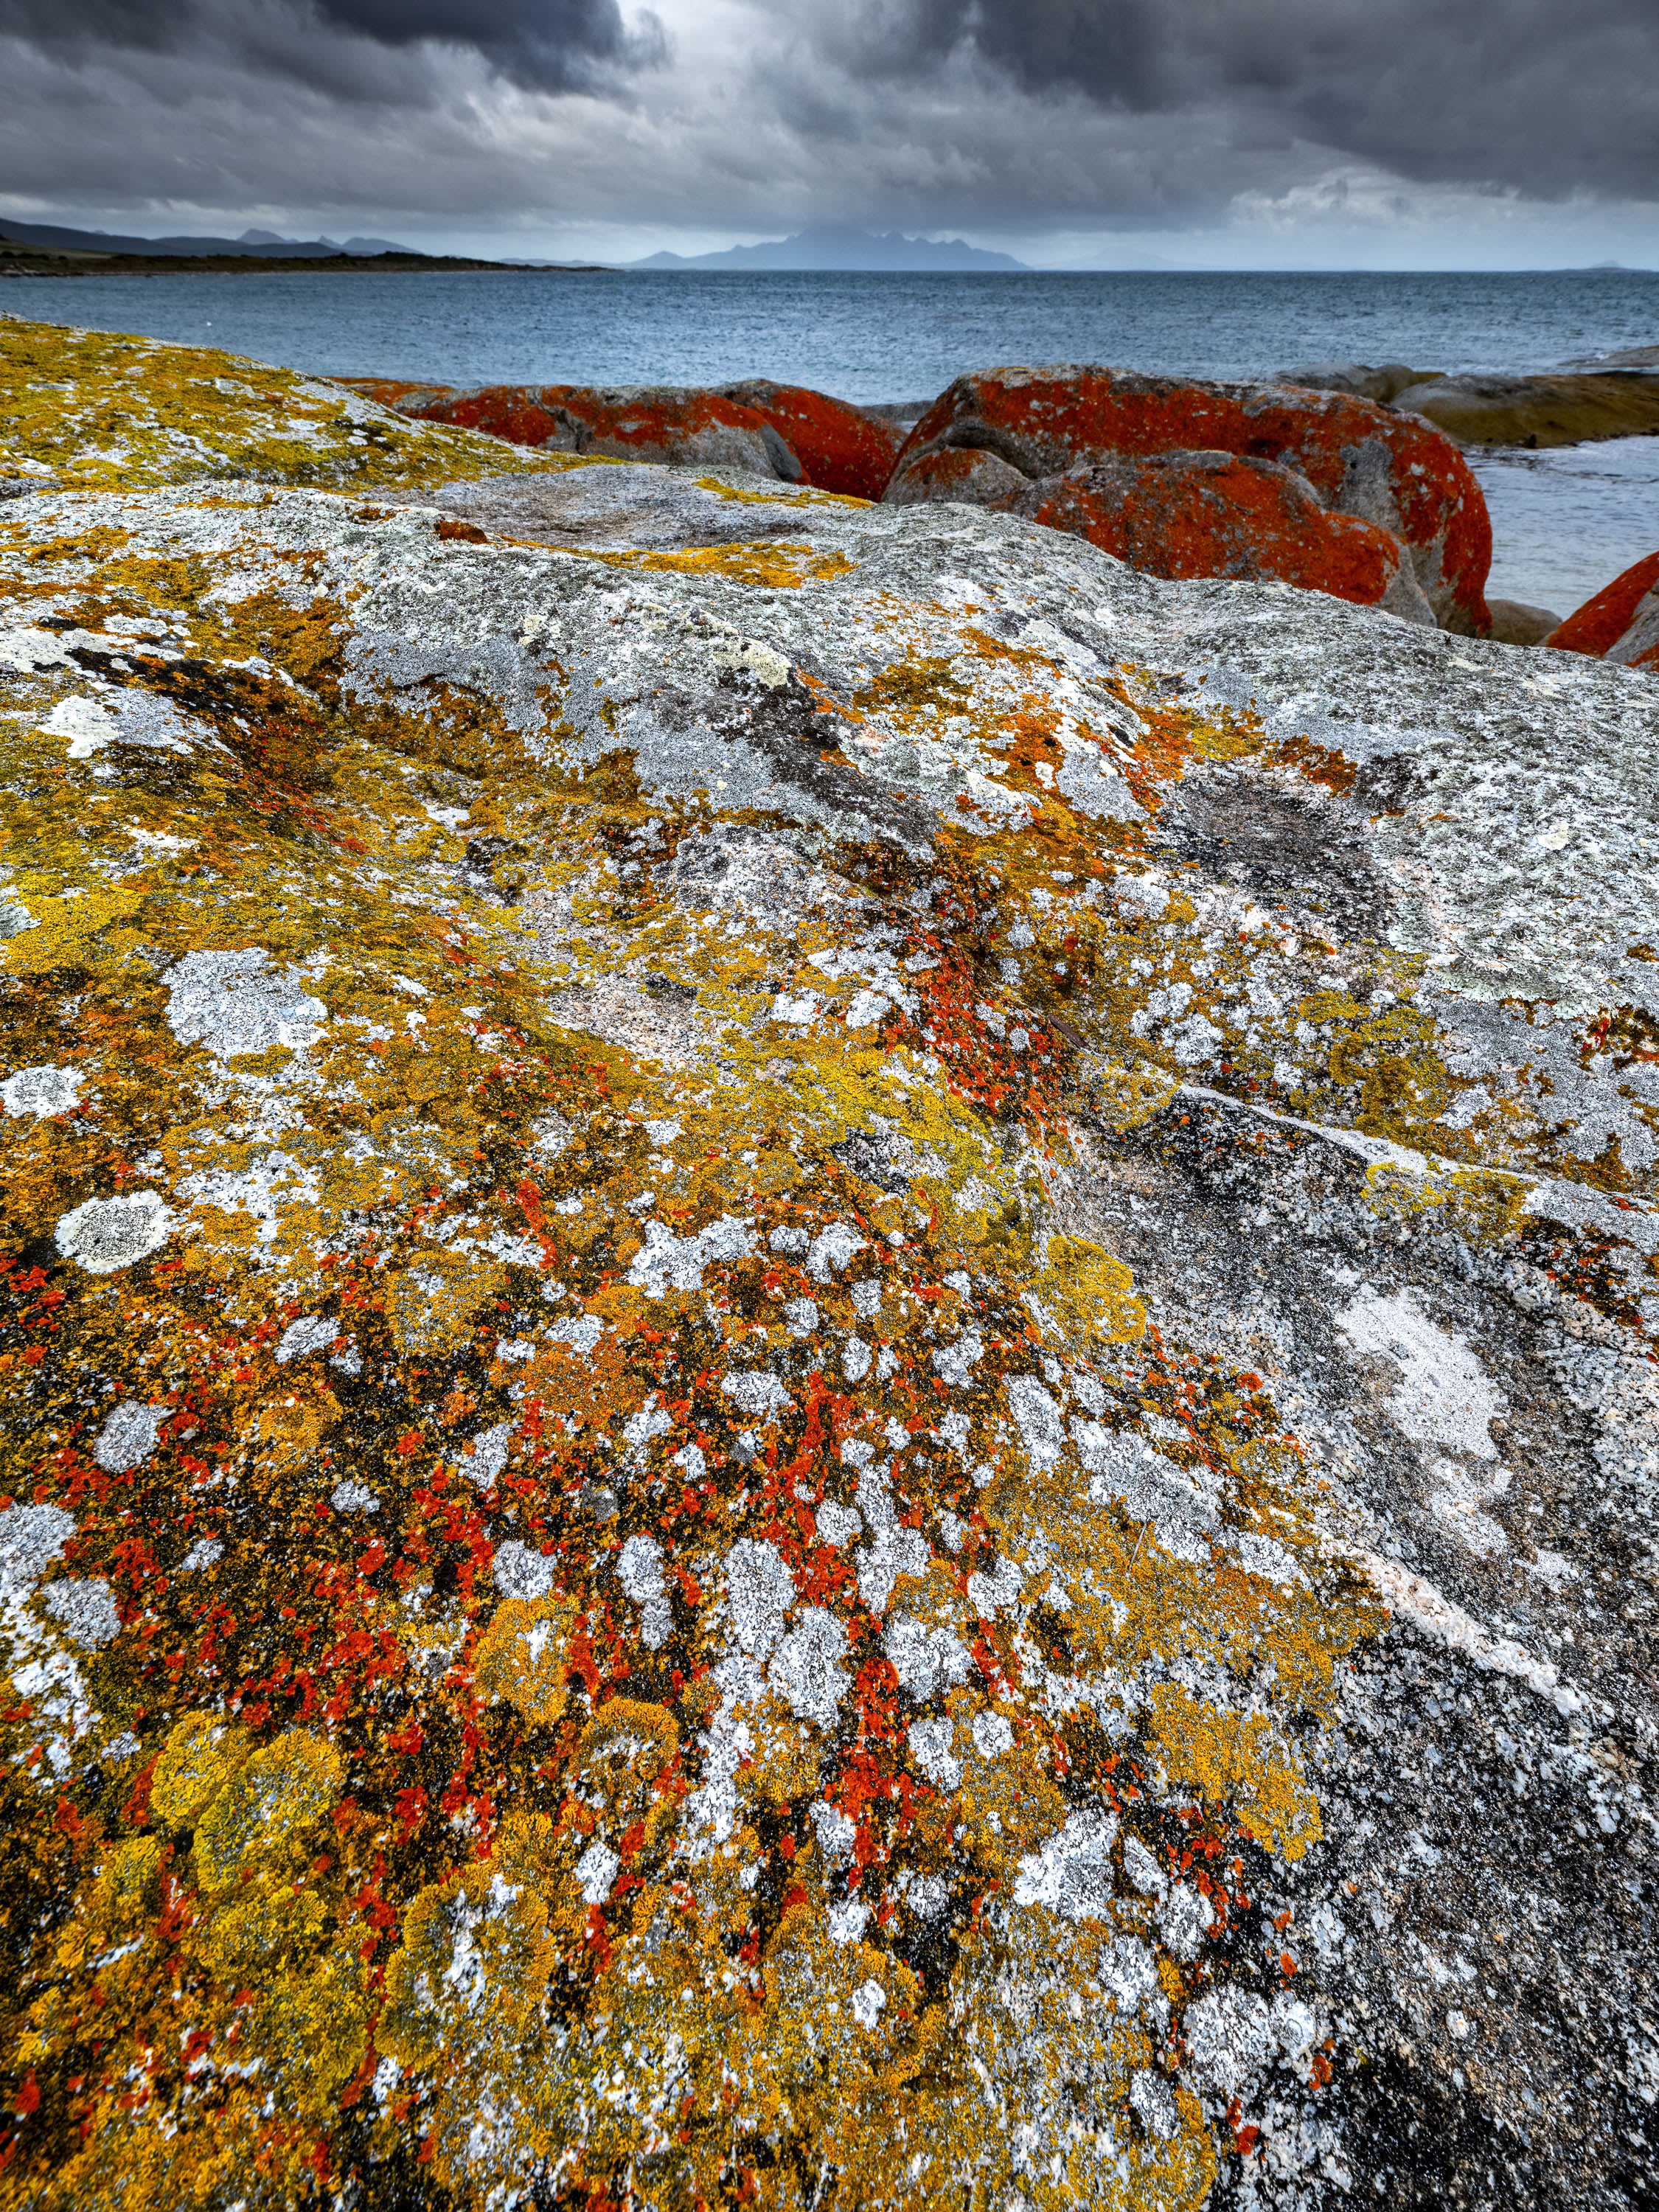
[343,378,811,487]
[1549,550,1659,670]
[1,321,1657,2212]
[884,365,1494,636]
[1001,452,1435,625]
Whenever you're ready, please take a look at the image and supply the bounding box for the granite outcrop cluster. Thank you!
[1,315,1656,2212]
[349,364,1490,635]
[349,362,1659,670]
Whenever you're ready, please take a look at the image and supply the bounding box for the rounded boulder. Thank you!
[886,364,1492,633]
[340,379,807,483]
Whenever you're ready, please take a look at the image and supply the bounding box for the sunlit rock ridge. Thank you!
[0,316,1655,2212]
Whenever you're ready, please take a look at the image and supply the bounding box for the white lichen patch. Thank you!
[1,1063,82,1119]
[1338,1287,1505,1458]
[164,948,329,1060]
[54,1190,174,1274]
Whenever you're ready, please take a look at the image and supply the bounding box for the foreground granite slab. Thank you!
[0,323,1656,2211]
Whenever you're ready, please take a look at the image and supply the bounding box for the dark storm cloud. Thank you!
[0,0,663,92]
[0,0,1652,240]
[844,0,1659,199]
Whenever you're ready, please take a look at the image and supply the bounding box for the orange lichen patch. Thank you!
[891,364,1493,631]
[1009,452,1417,611]
[850,653,974,720]
[718,380,905,501]
[1263,730,1360,796]
[1547,546,1659,660]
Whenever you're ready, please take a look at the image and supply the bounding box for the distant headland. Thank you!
[628,225,1028,272]
[0,221,608,276]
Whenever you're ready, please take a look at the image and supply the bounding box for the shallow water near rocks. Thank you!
[1471,433,1659,616]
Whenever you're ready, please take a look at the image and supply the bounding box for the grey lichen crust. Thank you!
[0,408,1655,2212]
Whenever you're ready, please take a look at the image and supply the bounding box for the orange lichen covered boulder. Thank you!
[888,364,1492,633]
[338,379,808,481]
[718,380,905,500]
[1548,549,1659,668]
[1004,451,1434,623]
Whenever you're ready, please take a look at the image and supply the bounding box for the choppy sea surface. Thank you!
[10,265,1658,616]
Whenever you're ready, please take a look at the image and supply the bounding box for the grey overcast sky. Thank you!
[1,0,1655,265]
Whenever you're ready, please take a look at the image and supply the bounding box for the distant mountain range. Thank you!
[630,226,1028,272]
[0,220,413,258]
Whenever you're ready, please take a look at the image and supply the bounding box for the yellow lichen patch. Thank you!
[473,1592,577,1728]
[1145,1683,1323,1862]
[945,1914,1217,2212]
[783,1043,1024,1245]
[149,1711,250,1826]
[0,316,594,494]
[247,1940,372,2099]
[380,1812,561,2070]
[1318,995,1454,1139]
[693,474,870,510]
[1363,1159,1534,1247]
[582,539,858,588]
[192,1728,344,1891]
[91,1836,162,1925]
[1034,1230,1146,1344]
[1078,1051,1182,1133]
[952,1734,1071,1877]
[568,1696,681,1829]
[1,882,150,976]
[196,1879,328,1979]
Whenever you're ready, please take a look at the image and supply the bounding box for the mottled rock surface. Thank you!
[1549,550,1659,670]
[1001,452,1434,626]
[1,322,1657,2212]
[886,366,1493,636]
[0,321,587,497]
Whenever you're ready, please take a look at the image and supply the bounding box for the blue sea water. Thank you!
[8,265,1658,615]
